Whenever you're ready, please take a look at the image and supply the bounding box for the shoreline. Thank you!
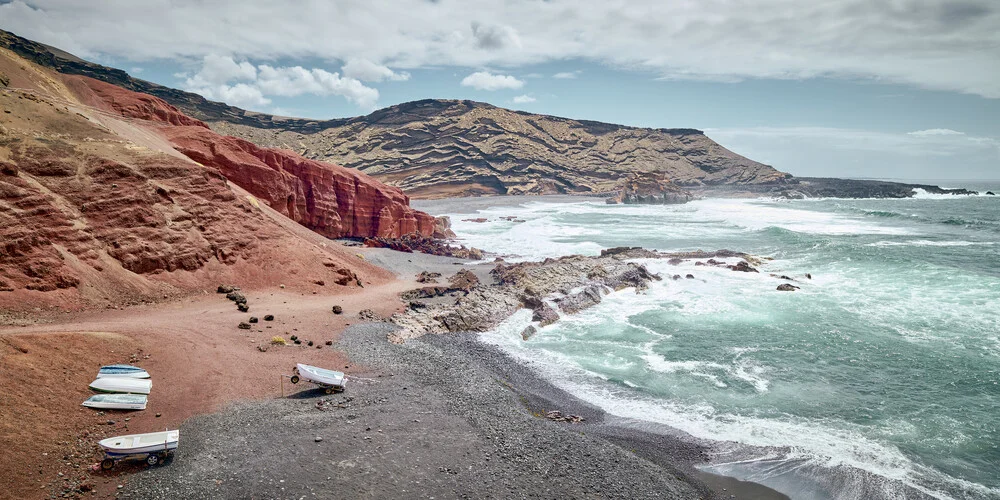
[104,246,790,499]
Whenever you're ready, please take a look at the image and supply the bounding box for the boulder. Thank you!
[531,303,560,326]
[237,322,251,329]
[237,303,249,312]
[249,317,258,323]
[263,314,274,321]
[217,284,236,294]
[226,291,246,303]
[332,305,343,314]
[448,269,480,290]
[728,261,758,273]
[777,283,800,291]
[685,274,695,279]
[520,325,538,341]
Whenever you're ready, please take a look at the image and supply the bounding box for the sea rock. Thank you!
[777,284,800,291]
[520,325,537,341]
[558,285,604,314]
[728,261,759,273]
[432,216,457,239]
[987,191,995,196]
[685,274,695,279]
[605,172,693,205]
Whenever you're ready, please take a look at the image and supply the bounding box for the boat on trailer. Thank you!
[96,364,150,379]
[82,394,147,410]
[290,363,346,394]
[89,377,152,395]
[98,430,178,469]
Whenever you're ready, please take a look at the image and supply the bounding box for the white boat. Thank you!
[99,430,178,457]
[291,363,346,393]
[89,377,152,395]
[96,364,150,379]
[82,394,148,410]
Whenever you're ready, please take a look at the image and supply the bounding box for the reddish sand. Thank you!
[0,274,418,500]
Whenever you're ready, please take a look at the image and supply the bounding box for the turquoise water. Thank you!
[441,187,1000,499]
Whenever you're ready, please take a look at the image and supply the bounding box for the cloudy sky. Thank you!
[3,0,998,180]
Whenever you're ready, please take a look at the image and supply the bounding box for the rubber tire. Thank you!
[325,387,333,394]
[146,454,159,466]
[101,458,115,471]
[290,375,300,384]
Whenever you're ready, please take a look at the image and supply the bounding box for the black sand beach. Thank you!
[119,248,789,500]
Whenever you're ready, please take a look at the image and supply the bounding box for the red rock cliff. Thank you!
[68,76,435,238]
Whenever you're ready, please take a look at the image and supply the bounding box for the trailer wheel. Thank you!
[101,458,115,471]
[290,375,300,384]
[325,387,334,394]
[146,454,159,466]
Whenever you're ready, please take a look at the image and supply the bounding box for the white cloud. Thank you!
[341,58,410,82]
[181,55,379,110]
[2,0,1000,98]
[552,71,580,79]
[512,94,536,103]
[908,128,965,136]
[461,71,524,91]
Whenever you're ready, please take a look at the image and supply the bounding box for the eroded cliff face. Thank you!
[68,76,435,238]
[211,100,790,199]
[0,47,419,310]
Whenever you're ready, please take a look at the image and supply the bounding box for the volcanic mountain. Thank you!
[0,29,789,200]
[0,44,434,312]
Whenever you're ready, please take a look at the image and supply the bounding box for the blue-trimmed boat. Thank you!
[96,364,150,379]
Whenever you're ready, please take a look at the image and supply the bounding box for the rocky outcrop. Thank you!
[693,177,979,199]
[69,76,435,239]
[605,172,694,205]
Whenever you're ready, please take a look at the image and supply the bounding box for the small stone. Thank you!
[237,303,249,312]
[155,413,161,418]
[238,322,251,329]
[331,305,343,315]
[264,314,274,321]
[307,340,314,346]
[315,436,323,442]
[325,340,333,346]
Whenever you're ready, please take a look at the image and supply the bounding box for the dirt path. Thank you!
[0,273,416,500]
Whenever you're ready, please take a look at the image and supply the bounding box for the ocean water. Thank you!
[436,185,1000,500]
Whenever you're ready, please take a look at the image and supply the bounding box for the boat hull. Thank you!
[99,430,178,456]
[294,363,346,388]
[82,394,148,410]
[89,378,152,395]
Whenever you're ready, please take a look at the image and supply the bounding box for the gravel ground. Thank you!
[119,323,712,499]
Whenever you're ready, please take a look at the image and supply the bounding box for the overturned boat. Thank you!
[89,377,152,395]
[96,364,150,379]
[82,394,148,410]
[290,363,346,394]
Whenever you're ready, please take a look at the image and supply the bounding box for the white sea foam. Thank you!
[483,312,997,500]
[911,188,984,199]
[867,240,995,247]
